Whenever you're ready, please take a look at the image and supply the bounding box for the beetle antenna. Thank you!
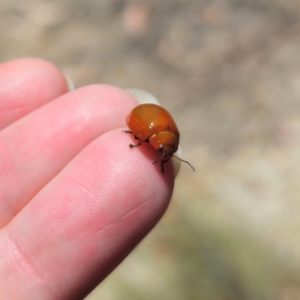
[173,155,195,171]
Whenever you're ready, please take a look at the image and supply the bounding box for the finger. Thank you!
[0,129,174,299]
[0,85,138,227]
[0,58,69,130]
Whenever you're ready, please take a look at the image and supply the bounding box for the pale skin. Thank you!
[0,58,174,299]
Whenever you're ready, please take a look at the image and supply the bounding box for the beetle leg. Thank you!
[129,141,142,148]
[123,130,142,147]
[160,158,170,174]
[123,130,139,140]
[152,157,170,174]
[152,158,160,165]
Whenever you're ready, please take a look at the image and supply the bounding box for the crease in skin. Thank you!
[0,132,53,228]
[69,174,155,239]
[71,177,155,237]
[0,135,15,175]
[94,196,154,238]
[1,106,30,115]
[0,193,15,229]
[0,94,33,125]
[0,137,23,226]
[71,181,100,203]
[1,279,30,300]
[3,229,58,300]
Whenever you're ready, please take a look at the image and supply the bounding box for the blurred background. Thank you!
[2,0,300,299]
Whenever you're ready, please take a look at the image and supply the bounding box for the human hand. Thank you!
[0,58,174,299]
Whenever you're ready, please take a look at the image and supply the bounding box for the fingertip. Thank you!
[0,58,70,128]
[112,129,175,199]
[1,58,69,92]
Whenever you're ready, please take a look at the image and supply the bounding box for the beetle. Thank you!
[124,103,195,173]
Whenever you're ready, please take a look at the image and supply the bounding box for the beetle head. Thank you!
[149,131,179,158]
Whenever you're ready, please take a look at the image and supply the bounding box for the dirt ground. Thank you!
[3,0,300,299]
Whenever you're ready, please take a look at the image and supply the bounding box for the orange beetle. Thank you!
[124,103,195,173]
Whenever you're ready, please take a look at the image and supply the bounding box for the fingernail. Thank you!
[126,88,181,178]
[126,88,160,105]
[63,72,75,91]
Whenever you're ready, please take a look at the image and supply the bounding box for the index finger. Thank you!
[0,129,175,299]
